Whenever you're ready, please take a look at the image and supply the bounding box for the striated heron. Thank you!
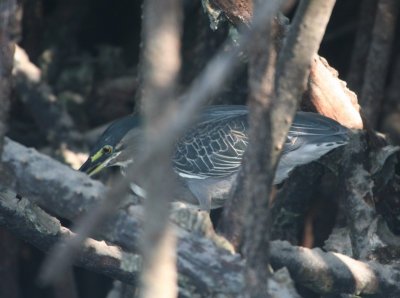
[79,105,350,210]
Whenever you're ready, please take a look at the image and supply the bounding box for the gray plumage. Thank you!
[80,105,350,210]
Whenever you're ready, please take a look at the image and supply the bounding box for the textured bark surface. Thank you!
[307,56,363,129]
[209,0,253,27]
[0,189,141,285]
[13,46,78,147]
[139,0,182,296]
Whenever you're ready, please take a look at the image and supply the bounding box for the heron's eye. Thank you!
[102,145,113,154]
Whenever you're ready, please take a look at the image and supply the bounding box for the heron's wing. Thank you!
[173,109,348,179]
[282,112,349,155]
[172,106,248,179]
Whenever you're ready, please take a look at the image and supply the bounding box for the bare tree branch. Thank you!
[0,188,142,285]
[139,0,182,296]
[220,0,336,249]
[2,138,106,220]
[0,2,19,297]
[239,4,279,296]
[246,1,337,295]
[1,175,399,296]
[2,137,242,295]
[13,45,79,147]
[270,240,400,296]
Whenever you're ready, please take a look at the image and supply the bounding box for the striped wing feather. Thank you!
[173,106,248,178]
[173,107,348,179]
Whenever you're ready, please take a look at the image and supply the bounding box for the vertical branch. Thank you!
[0,1,18,298]
[0,0,16,154]
[219,0,336,296]
[360,0,399,127]
[217,0,287,250]
[140,0,182,297]
[241,14,278,297]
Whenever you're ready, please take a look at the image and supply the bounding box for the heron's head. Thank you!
[79,115,142,176]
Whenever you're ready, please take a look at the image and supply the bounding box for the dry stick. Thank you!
[139,0,182,297]
[38,0,283,286]
[13,46,79,147]
[240,6,279,297]
[360,0,399,127]
[216,6,286,251]
[0,189,142,285]
[244,1,337,296]
[269,240,400,296]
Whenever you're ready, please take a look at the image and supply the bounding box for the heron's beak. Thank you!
[79,157,106,176]
[79,147,110,176]
[79,149,121,176]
